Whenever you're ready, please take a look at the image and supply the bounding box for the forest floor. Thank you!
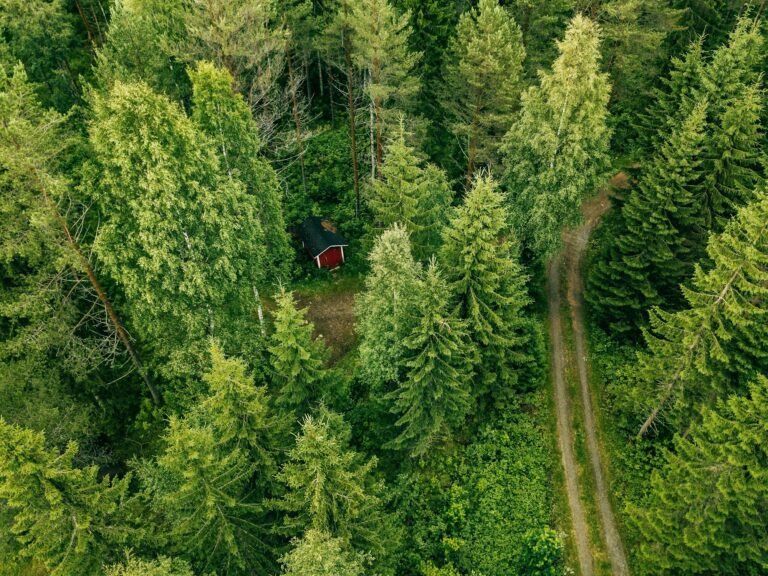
[548,178,630,576]
[295,275,361,364]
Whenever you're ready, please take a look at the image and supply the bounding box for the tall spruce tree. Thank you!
[348,0,421,175]
[440,174,531,402]
[87,81,267,381]
[356,225,422,388]
[135,417,269,575]
[197,345,283,485]
[444,0,526,186]
[387,260,475,456]
[268,289,328,412]
[276,408,397,564]
[369,120,453,260]
[635,190,768,436]
[501,14,612,256]
[0,419,131,575]
[588,100,709,333]
[632,375,768,574]
[190,61,293,280]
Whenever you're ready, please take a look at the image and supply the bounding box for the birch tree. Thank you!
[501,15,611,257]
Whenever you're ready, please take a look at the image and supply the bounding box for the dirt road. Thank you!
[548,189,630,576]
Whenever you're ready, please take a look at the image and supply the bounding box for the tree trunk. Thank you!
[287,55,308,196]
[34,170,160,405]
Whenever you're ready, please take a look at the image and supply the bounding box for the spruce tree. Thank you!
[440,174,531,402]
[197,345,283,483]
[632,375,768,574]
[369,120,453,260]
[190,62,293,280]
[588,100,709,333]
[276,408,396,562]
[87,81,267,381]
[444,0,526,185]
[268,289,328,412]
[0,419,131,575]
[280,530,366,576]
[501,14,611,256]
[387,260,475,456]
[135,417,269,574]
[635,190,768,436]
[356,225,422,388]
[348,0,421,175]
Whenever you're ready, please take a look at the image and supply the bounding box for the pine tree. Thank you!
[369,120,453,260]
[86,81,267,381]
[106,554,195,576]
[135,417,269,575]
[501,15,611,256]
[348,0,421,175]
[387,259,475,456]
[632,375,768,574]
[280,529,367,576]
[0,419,131,575]
[440,174,531,402]
[444,0,526,185]
[588,100,709,334]
[196,345,283,484]
[268,289,328,411]
[276,408,396,561]
[635,190,768,436]
[356,225,423,388]
[190,61,293,280]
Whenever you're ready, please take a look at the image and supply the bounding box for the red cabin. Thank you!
[298,217,348,269]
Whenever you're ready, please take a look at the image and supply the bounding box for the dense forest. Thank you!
[1,1,766,575]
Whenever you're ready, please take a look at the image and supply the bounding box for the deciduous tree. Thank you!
[502,15,611,256]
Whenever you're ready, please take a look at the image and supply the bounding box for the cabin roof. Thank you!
[298,217,348,258]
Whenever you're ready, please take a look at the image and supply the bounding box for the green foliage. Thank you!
[519,527,566,576]
[190,61,293,280]
[276,408,398,566]
[387,260,475,456]
[135,417,269,575]
[632,375,768,574]
[443,0,525,182]
[0,0,85,110]
[369,120,453,260]
[588,100,709,333]
[0,419,131,575]
[95,0,190,101]
[106,553,195,576]
[396,394,556,576]
[86,80,267,381]
[634,190,768,434]
[502,14,612,256]
[357,225,422,388]
[197,345,283,484]
[280,529,367,576]
[268,289,328,411]
[440,175,532,403]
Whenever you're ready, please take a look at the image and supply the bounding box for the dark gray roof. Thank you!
[298,217,348,257]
